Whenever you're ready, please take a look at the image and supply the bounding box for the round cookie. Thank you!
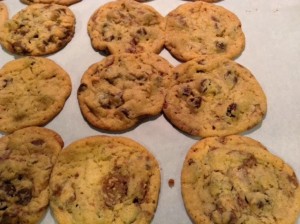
[181,135,300,224]
[163,55,267,137]
[0,3,75,56]
[88,0,165,54]
[20,0,81,6]
[77,53,173,131]
[0,2,8,28]
[0,126,63,224]
[50,135,161,224]
[0,57,72,133]
[165,1,245,61]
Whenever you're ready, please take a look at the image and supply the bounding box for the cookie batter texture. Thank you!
[163,55,267,137]
[88,0,165,54]
[20,0,81,6]
[77,53,173,131]
[0,57,72,133]
[165,1,245,61]
[181,135,300,224]
[0,127,63,224]
[0,3,75,56]
[50,136,161,224]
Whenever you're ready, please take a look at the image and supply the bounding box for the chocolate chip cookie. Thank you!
[0,57,72,133]
[88,0,165,54]
[0,3,75,56]
[50,135,161,224]
[77,53,173,131]
[181,135,300,224]
[20,0,81,6]
[165,1,245,61]
[163,55,267,137]
[0,2,8,28]
[0,126,63,224]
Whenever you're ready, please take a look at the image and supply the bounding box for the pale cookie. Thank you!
[50,136,161,224]
[181,135,300,224]
[77,53,173,131]
[88,0,165,54]
[0,127,63,224]
[0,2,8,28]
[163,55,267,137]
[0,57,72,133]
[165,1,245,61]
[20,0,81,6]
[0,4,75,56]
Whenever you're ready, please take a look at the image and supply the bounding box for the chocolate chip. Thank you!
[188,97,202,108]
[16,188,32,205]
[137,27,147,36]
[224,71,238,88]
[3,181,16,197]
[199,79,211,93]
[2,78,13,88]
[102,172,128,208]
[215,41,227,52]
[188,159,195,166]
[31,139,45,146]
[168,179,175,188]
[182,86,192,96]
[0,200,7,211]
[226,103,237,118]
[78,83,88,94]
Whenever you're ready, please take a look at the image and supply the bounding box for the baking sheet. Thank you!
[1,0,300,223]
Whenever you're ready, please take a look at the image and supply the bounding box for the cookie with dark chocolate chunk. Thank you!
[181,135,300,224]
[0,57,72,133]
[0,127,63,224]
[165,1,245,61]
[77,53,173,131]
[163,55,267,137]
[20,0,81,6]
[0,3,75,56]
[50,136,160,224]
[87,0,165,55]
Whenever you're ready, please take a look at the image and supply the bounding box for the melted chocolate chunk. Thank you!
[3,181,16,197]
[31,139,45,146]
[77,83,88,93]
[16,188,32,205]
[226,103,237,118]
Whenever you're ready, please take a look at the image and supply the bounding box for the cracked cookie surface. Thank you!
[163,55,267,137]
[77,53,173,131]
[0,57,71,133]
[88,0,165,54]
[181,135,300,224]
[165,1,245,61]
[0,3,75,56]
[0,127,63,224]
[50,135,161,224]
[20,0,81,6]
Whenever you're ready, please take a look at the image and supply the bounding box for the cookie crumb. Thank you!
[168,179,175,188]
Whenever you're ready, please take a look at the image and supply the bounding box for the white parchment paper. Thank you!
[1,0,300,223]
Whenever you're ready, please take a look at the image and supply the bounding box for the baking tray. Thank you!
[1,0,300,223]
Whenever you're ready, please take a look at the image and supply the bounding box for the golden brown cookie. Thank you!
[50,135,161,224]
[77,53,173,131]
[88,0,165,54]
[0,127,63,224]
[20,0,81,6]
[165,1,245,61]
[181,135,300,224]
[0,4,75,56]
[163,55,267,137]
[0,57,72,133]
[0,2,8,28]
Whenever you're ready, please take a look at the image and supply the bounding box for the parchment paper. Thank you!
[1,0,300,223]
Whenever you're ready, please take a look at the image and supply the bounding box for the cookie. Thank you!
[0,126,63,224]
[77,53,173,131]
[0,3,75,56]
[20,0,81,6]
[165,1,245,61]
[50,135,161,224]
[181,135,300,224]
[0,57,72,133]
[88,0,165,54]
[163,55,267,137]
[0,2,8,28]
